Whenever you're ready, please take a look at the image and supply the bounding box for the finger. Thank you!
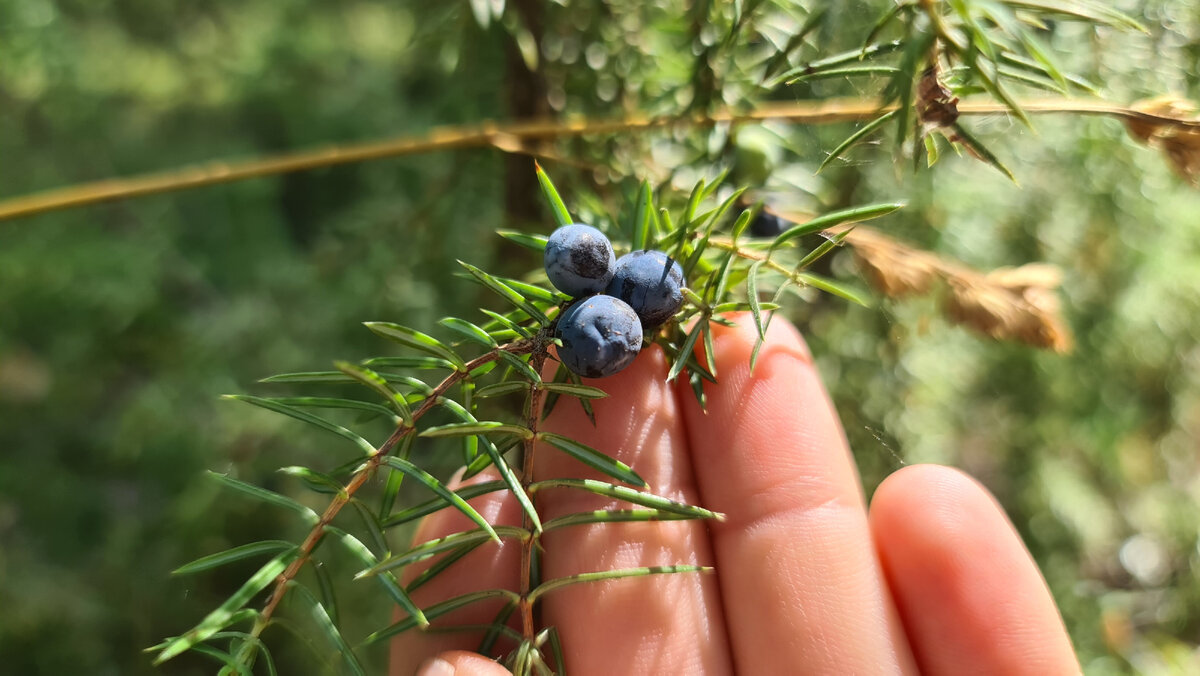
[676,315,917,673]
[535,346,734,675]
[870,465,1080,675]
[390,470,523,675]
[416,650,512,676]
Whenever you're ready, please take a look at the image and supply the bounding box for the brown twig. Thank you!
[4,97,1199,222]
[243,339,535,650]
[518,350,549,644]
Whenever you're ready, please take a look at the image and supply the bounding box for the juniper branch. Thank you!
[242,338,536,654]
[519,349,550,643]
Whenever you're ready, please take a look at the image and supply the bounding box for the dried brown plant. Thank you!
[842,226,1073,353]
[1126,95,1200,184]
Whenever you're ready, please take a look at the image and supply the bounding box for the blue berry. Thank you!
[749,210,791,238]
[556,295,643,378]
[605,250,685,330]
[543,224,616,298]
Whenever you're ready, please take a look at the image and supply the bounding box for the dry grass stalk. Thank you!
[5,97,1200,222]
[1125,96,1200,184]
[841,226,1073,352]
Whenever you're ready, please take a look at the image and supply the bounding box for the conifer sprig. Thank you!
[147,3,1158,672]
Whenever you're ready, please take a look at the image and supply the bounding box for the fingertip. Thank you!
[416,652,511,676]
[675,311,915,671]
[870,464,989,540]
[870,464,1079,675]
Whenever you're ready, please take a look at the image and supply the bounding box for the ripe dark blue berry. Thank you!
[556,295,643,378]
[749,210,791,238]
[605,250,685,330]
[543,224,616,298]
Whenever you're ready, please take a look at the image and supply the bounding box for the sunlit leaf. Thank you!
[632,179,653,251]
[439,317,498,348]
[222,395,378,457]
[788,65,900,83]
[538,433,644,486]
[381,480,507,528]
[405,539,487,593]
[528,565,710,602]
[289,583,366,676]
[359,527,525,578]
[363,589,520,645]
[542,508,699,532]
[667,320,705,383]
[325,526,427,628]
[360,356,457,371]
[498,349,542,383]
[747,260,765,340]
[540,382,608,399]
[155,551,296,664]
[279,466,345,496]
[818,110,897,173]
[535,161,572,227]
[438,398,541,532]
[479,603,520,657]
[334,361,413,423]
[863,1,907,48]
[793,272,871,307]
[173,541,296,576]
[480,308,533,339]
[378,433,414,518]
[998,0,1146,32]
[498,276,567,304]
[475,381,528,398]
[458,262,549,323]
[379,456,501,541]
[795,227,854,271]
[497,230,549,252]
[206,471,321,525]
[419,421,534,439]
[949,121,1018,183]
[771,203,903,249]
[528,475,715,518]
[312,561,339,629]
[264,397,397,420]
[364,322,468,370]
[774,40,904,86]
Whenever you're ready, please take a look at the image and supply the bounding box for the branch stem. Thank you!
[2,98,1192,222]
[518,349,549,643]
[244,339,535,652]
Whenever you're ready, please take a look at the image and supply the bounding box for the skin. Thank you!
[391,314,1080,675]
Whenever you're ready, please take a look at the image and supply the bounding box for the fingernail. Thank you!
[417,657,456,676]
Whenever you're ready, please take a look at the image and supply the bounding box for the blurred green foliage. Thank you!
[1,0,1199,674]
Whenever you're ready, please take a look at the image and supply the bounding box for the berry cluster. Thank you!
[544,224,685,378]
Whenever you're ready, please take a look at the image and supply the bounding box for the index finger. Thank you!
[676,315,917,673]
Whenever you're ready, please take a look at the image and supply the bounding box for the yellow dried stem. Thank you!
[3,97,1200,222]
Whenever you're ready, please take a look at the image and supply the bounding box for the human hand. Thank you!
[390,315,1080,675]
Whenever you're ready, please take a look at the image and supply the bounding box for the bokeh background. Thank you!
[2,1,1198,674]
